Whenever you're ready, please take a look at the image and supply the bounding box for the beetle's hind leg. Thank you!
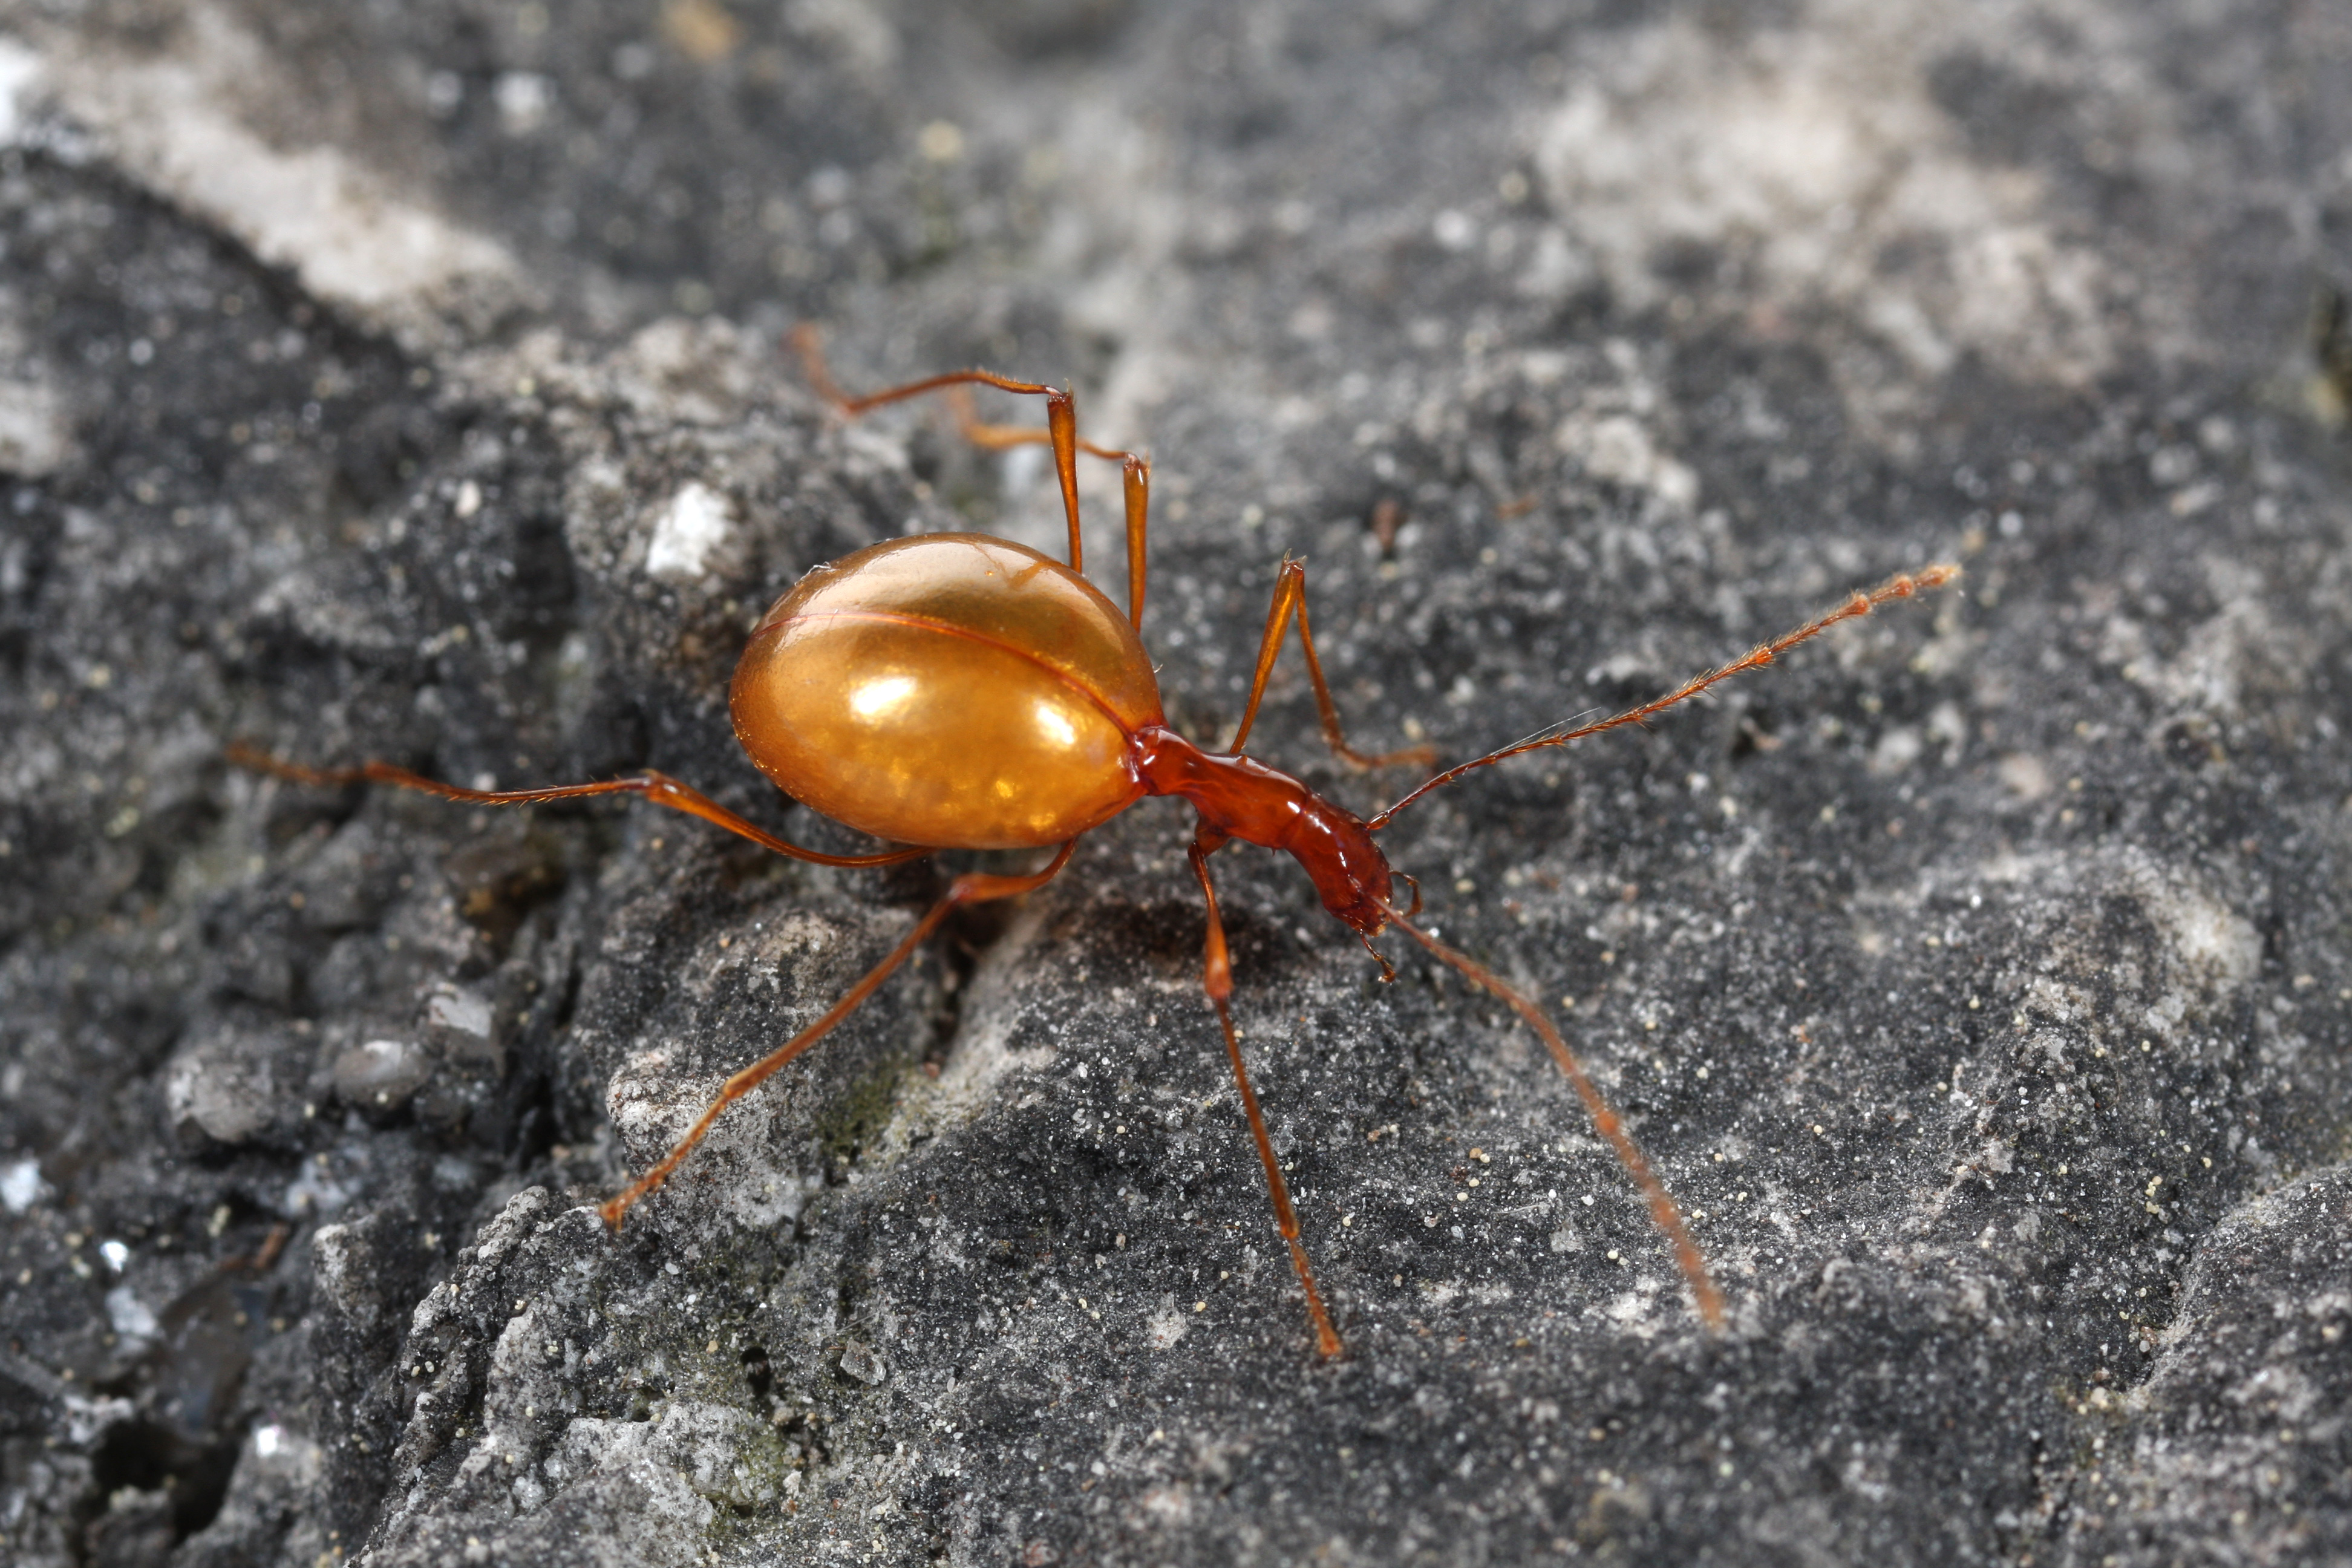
[1227,558,1438,771]
[791,324,1154,599]
[226,744,928,869]
[935,384,1153,633]
[599,841,1078,1228]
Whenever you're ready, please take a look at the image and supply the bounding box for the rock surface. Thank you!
[2,2,2349,1564]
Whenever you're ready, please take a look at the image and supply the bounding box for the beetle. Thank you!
[234,332,1954,1357]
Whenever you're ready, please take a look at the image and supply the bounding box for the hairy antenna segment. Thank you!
[1370,564,1960,829]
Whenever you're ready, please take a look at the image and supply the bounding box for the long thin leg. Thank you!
[794,324,1094,578]
[1370,564,1959,829]
[601,840,1079,1227]
[1379,903,1725,1332]
[1227,558,1439,770]
[1187,835,1344,1359]
[941,387,1153,632]
[228,744,932,869]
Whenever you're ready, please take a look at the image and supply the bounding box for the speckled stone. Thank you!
[1,3,2347,1566]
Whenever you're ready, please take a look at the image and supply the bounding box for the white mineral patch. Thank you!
[930,901,1059,1105]
[0,1157,44,1213]
[2148,884,2261,991]
[492,71,554,136]
[2123,592,2304,722]
[1869,725,1924,776]
[332,1037,431,1106]
[165,1037,276,1145]
[105,1284,158,1341]
[425,984,497,1060]
[0,379,74,476]
[1534,4,2116,413]
[644,482,733,581]
[603,1048,806,1232]
[1146,1305,1191,1350]
[551,1405,766,1517]
[310,1222,376,1327]
[0,36,42,143]
[1982,849,2264,999]
[31,8,520,340]
[1553,413,1700,510]
[281,1160,353,1218]
[1997,753,2053,800]
[784,0,901,79]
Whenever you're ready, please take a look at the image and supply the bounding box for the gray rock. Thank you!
[0,2,2347,1567]
[2065,1166,2352,1565]
[165,1024,293,1148]
[330,1038,435,1116]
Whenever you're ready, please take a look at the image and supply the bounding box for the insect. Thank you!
[233,332,1955,1358]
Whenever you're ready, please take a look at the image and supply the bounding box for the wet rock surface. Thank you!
[2,2,2349,1564]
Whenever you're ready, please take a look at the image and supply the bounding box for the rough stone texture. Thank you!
[2,2,2348,1565]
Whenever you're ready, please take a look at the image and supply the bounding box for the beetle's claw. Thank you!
[1395,871,1423,918]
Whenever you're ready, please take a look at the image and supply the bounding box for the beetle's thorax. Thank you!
[1129,726,1393,935]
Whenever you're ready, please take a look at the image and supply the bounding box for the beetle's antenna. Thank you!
[1378,902,1725,1333]
[1368,565,1958,830]
[1486,708,1609,758]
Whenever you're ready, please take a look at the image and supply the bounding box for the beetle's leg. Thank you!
[940,387,1152,632]
[792,324,1091,577]
[1379,901,1725,1333]
[1187,837,1343,1360]
[1227,558,1439,771]
[228,745,932,869]
[600,840,1079,1229]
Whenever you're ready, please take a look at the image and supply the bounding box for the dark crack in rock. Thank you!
[2,2,2350,1566]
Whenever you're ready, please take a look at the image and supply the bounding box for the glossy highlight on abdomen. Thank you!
[730,534,1165,848]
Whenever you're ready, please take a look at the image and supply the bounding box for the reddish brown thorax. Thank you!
[1129,727,1394,936]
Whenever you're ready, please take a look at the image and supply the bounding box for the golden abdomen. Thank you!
[729,534,1165,849]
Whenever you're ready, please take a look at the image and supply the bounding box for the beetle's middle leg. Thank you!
[1229,558,1439,771]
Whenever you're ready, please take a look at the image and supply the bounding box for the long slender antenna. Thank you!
[1370,565,1958,830]
[1380,903,1724,1331]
